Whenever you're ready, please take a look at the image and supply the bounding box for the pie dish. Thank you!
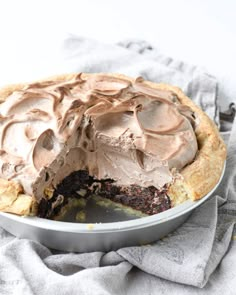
[0,167,225,252]
[0,73,226,219]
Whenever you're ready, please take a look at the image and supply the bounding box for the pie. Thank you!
[0,73,226,219]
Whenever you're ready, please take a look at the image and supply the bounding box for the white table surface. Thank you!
[0,0,235,110]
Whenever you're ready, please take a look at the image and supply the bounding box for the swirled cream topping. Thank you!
[0,74,198,201]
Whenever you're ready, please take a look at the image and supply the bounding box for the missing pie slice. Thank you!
[0,73,226,219]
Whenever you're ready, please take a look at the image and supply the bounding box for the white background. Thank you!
[0,0,235,110]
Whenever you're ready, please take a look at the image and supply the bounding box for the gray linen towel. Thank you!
[0,37,235,295]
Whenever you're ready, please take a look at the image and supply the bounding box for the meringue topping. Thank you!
[0,74,198,201]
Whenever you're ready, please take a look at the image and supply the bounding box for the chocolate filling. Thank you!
[38,170,171,219]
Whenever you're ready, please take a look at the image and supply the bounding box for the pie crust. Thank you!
[0,73,226,215]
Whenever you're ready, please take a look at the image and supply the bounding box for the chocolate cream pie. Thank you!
[0,73,226,219]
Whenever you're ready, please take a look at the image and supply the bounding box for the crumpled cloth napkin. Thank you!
[0,37,235,295]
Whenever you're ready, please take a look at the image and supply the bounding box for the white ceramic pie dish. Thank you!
[0,163,225,252]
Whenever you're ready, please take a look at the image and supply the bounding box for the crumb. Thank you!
[75,210,86,222]
[87,224,94,230]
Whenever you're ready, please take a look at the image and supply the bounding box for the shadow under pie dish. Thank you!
[0,73,226,221]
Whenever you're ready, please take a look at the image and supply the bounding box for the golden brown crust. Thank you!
[0,179,36,215]
[0,73,226,215]
[157,83,226,204]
